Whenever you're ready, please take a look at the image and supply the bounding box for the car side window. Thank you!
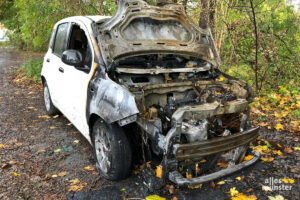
[53,23,69,57]
[67,24,93,72]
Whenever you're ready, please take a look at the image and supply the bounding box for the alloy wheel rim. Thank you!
[95,126,111,173]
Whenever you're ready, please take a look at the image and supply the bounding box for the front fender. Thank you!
[89,78,139,124]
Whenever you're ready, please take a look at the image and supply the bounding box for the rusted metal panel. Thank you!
[176,127,259,160]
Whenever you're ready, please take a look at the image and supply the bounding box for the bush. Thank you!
[20,58,43,82]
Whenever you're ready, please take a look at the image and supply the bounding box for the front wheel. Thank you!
[92,120,132,180]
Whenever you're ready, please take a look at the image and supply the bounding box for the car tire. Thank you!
[43,82,59,116]
[92,119,132,180]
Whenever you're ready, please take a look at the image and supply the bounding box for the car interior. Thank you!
[68,24,92,69]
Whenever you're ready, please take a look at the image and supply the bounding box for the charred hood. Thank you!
[95,0,221,70]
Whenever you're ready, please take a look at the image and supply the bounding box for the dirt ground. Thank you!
[0,48,299,200]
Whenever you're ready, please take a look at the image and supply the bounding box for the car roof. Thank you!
[56,16,111,26]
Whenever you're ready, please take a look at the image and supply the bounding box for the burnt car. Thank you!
[41,0,260,186]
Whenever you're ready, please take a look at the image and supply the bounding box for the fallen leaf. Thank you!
[0,144,6,149]
[15,91,20,95]
[216,77,224,81]
[268,195,285,200]
[156,165,162,179]
[69,178,80,185]
[84,165,95,171]
[232,193,257,200]
[243,155,254,161]
[146,195,166,200]
[50,126,56,129]
[188,184,202,189]
[200,159,206,163]
[52,174,58,178]
[37,149,46,153]
[172,197,178,200]
[73,140,80,144]
[293,147,300,151]
[283,147,293,154]
[146,161,151,168]
[38,115,51,119]
[58,171,68,177]
[67,123,72,126]
[217,162,228,168]
[235,177,242,181]
[262,185,272,192]
[261,157,274,162]
[275,123,283,131]
[167,184,175,194]
[68,184,84,192]
[217,181,225,185]
[229,187,239,196]
[11,172,20,176]
[54,149,62,153]
[53,115,59,118]
[186,171,192,179]
[281,178,294,184]
[120,188,126,191]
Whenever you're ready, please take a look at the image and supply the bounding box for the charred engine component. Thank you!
[181,119,208,143]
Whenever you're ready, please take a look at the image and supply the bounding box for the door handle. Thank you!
[46,58,50,62]
[59,67,64,73]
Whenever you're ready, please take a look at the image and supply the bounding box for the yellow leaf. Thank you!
[188,184,202,189]
[12,172,20,176]
[275,123,284,131]
[38,115,51,119]
[54,149,62,153]
[69,178,80,185]
[68,184,84,192]
[276,150,283,156]
[294,147,300,151]
[186,172,192,179]
[217,162,228,168]
[281,178,295,184]
[235,177,241,181]
[217,181,225,185]
[243,155,254,161]
[52,174,58,178]
[120,188,126,191]
[73,140,79,144]
[53,115,59,118]
[84,165,95,171]
[146,195,166,200]
[156,165,162,179]
[216,77,224,81]
[232,193,257,200]
[261,157,274,162]
[50,126,56,129]
[58,171,68,177]
[0,144,6,149]
[67,123,72,126]
[268,195,285,200]
[195,163,200,174]
[229,187,239,196]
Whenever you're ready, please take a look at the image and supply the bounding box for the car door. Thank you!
[43,22,70,110]
[58,21,95,138]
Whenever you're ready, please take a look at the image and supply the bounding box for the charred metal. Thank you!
[89,0,260,185]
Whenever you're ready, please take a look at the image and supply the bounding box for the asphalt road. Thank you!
[0,48,299,200]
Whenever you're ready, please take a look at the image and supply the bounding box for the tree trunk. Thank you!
[199,0,216,32]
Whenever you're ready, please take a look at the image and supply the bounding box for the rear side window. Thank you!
[53,23,69,57]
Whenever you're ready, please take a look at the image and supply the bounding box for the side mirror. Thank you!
[61,50,82,67]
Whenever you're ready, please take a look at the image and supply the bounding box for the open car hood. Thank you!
[96,0,221,69]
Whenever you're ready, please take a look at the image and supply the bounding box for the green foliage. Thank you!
[20,58,43,82]
[0,0,117,51]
